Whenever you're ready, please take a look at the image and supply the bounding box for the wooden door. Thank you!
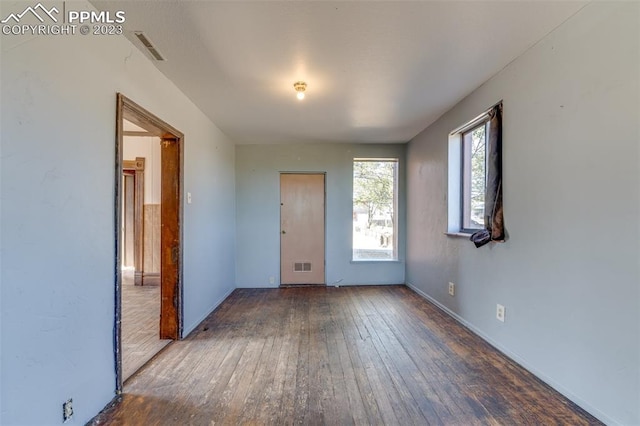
[280,173,325,285]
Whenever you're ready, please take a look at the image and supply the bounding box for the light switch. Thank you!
[187,192,192,204]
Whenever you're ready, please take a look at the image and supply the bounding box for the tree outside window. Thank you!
[353,159,398,261]
[462,124,487,230]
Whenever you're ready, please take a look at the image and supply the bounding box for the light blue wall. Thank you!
[406,3,639,425]
[0,1,236,423]
[236,143,406,288]
[2,1,637,424]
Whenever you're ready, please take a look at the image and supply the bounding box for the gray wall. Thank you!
[236,143,406,288]
[0,1,237,423]
[406,3,639,425]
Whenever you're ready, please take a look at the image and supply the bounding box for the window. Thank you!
[353,158,398,261]
[448,103,502,237]
[461,122,488,231]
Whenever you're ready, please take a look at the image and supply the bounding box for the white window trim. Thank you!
[447,132,463,234]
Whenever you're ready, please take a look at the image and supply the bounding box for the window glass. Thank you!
[462,123,487,230]
[353,159,398,260]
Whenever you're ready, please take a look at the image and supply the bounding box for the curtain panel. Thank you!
[471,103,505,247]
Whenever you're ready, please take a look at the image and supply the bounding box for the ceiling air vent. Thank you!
[134,32,165,61]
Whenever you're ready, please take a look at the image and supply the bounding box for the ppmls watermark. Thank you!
[1,2,125,36]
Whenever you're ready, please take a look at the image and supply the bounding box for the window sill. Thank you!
[445,232,472,239]
[351,259,402,264]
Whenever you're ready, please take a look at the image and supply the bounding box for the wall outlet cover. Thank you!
[448,282,455,296]
[496,304,506,322]
[63,399,73,422]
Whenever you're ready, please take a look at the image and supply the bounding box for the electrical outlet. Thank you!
[448,282,455,296]
[63,399,73,423]
[269,276,275,285]
[496,304,506,322]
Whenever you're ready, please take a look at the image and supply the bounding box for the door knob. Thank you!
[281,230,286,234]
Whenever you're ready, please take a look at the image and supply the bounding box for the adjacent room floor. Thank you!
[121,271,171,381]
[94,286,600,425]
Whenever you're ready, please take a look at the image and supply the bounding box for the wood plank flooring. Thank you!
[121,271,171,381]
[92,286,601,425]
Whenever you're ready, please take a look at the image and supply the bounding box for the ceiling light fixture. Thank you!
[293,81,307,100]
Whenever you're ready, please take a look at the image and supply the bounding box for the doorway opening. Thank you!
[121,126,167,381]
[114,94,184,392]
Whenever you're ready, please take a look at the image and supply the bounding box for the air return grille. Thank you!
[294,262,312,272]
[134,32,165,61]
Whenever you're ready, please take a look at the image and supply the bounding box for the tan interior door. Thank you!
[280,173,325,285]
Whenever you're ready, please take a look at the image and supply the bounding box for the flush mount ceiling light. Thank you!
[293,81,307,100]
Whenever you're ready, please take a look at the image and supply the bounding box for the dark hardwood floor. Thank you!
[91,286,601,425]
[121,271,171,381]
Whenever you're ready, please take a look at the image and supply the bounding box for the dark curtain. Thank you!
[471,103,505,247]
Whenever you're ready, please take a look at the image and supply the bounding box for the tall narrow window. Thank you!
[448,102,503,243]
[462,122,488,231]
[352,158,398,261]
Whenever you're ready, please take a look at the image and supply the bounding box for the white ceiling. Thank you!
[92,1,586,144]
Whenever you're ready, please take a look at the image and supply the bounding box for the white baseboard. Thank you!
[405,282,618,426]
[183,286,235,338]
